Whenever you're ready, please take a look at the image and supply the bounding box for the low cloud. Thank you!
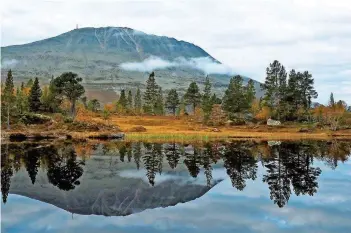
[120,56,237,75]
[1,59,20,68]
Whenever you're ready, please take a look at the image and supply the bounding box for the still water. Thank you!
[1,140,351,233]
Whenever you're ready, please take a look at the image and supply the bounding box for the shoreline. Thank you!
[2,129,351,142]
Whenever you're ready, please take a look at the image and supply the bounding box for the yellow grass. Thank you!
[95,115,351,140]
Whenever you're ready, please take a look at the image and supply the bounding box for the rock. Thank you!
[268,141,282,147]
[267,118,281,126]
[128,126,147,132]
[212,128,221,132]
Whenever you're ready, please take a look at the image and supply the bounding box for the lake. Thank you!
[1,140,351,233]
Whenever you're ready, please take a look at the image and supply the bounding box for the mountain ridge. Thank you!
[1,27,262,101]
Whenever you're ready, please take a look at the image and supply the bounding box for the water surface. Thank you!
[1,140,351,233]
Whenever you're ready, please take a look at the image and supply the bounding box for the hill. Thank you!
[1,27,262,101]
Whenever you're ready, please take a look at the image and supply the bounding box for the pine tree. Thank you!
[28,77,42,112]
[261,60,288,120]
[26,78,34,88]
[178,95,187,116]
[143,72,159,114]
[201,76,214,123]
[165,89,180,115]
[118,89,128,109]
[301,71,317,109]
[51,72,85,119]
[184,81,201,113]
[134,87,142,114]
[154,87,164,115]
[222,75,246,119]
[127,90,133,110]
[329,92,335,107]
[245,79,256,108]
[211,93,222,104]
[2,70,15,129]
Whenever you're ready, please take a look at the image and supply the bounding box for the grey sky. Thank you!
[1,0,350,103]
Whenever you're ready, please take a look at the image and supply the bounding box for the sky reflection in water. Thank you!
[1,140,351,233]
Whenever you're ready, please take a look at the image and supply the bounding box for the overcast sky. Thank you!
[1,0,351,103]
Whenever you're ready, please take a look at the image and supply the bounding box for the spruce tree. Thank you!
[134,87,142,113]
[261,60,288,120]
[127,90,133,110]
[211,93,222,104]
[118,89,128,109]
[301,71,317,109]
[329,92,335,107]
[143,72,159,114]
[201,76,214,123]
[28,77,42,112]
[184,81,201,113]
[26,78,34,88]
[222,75,246,119]
[2,70,15,129]
[245,79,256,108]
[154,87,164,115]
[166,89,180,115]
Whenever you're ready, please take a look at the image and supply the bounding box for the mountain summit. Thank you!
[1,27,260,99]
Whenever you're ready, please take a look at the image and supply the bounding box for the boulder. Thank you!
[267,118,281,126]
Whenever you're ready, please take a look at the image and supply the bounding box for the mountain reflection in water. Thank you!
[2,140,350,215]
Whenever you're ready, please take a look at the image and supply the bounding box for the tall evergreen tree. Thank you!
[118,89,128,109]
[2,70,15,129]
[201,76,214,123]
[184,81,201,113]
[165,89,180,115]
[26,78,34,88]
[127,90,133,110]
[301,71,318,109]
[245,79,256,109]
[222,75,246,118]
[261,60,288,120]
[154,87,164,115]
[28,77,42,112]
[143,72,159,114]
[329,92,335,107]
[134,87,142,113]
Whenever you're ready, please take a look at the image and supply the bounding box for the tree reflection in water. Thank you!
[1,140,350,208]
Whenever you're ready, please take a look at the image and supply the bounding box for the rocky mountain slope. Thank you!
[1,27,262,100]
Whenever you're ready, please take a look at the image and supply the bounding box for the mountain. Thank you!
[1,27,261,101]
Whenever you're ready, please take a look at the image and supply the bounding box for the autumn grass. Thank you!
[3,114,351,142]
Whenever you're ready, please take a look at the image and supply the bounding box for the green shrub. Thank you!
[19,113,52,125]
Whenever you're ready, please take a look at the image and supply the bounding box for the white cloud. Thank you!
[1,0,350,103]
[1,59,20,68]
[120,56,238,75]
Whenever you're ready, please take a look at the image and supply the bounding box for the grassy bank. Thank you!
[2,115,351,142]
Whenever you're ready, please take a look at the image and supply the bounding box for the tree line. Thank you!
[1,60,350,129]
